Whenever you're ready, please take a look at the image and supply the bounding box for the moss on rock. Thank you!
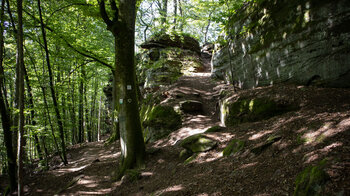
[142,105,182,142]
[224,97,294,126]
[222,139,245,157]
[205,125,225,133]
[143,105,181,130]
[179,149,193,161]
[180,134,217,153]
[294,159,330,196]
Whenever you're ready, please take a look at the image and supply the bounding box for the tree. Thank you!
[99,0,146,178]
[16,0,25,194]
[0,0,17,191]
[37,0,68,165]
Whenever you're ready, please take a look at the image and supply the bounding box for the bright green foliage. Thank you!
[222,139,245,156]
[294,159,330,196]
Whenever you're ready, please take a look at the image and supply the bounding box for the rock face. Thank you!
[141,33,201,54]
[212,0,350,88]
[220,97,295,127]
[180,134,217,153]
[138,33,203,89]
[142,105,182,143]
[294,159,330,195]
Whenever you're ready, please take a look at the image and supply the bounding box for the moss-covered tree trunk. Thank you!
[99,0,145,178]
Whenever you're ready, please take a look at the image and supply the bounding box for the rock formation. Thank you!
[212,0,350,88]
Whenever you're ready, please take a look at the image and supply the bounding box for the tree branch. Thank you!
[110,0,118,23]
[99,0,113,27]
[23,9,113,70]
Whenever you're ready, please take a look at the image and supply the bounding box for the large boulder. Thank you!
[220,97,296,127]
[142,105,182,142]
[138,42,203,90]
[180,134,217,153]
[212,0,350,88]
[141,33,201,54]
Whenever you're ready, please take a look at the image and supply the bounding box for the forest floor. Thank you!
[21,56,350,195]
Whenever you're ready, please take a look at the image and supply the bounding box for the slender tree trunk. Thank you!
[68,76,77,144]
[90,78,98,141]
[37,0,67,164]
[0,0,16,190]
[78,67,84,143]
[23,64,43,160]
[28,42,64,164]
[85,84,91,142]
[204,11,213,43]
[160,0,168,30]
[178,0,183,31]
[16,0,25,194]
[41,86,63,162]
[173,0,177,30]
[97,96,102,141]
[99,0,145,179]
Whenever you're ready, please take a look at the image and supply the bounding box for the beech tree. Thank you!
[16,0,25,194]
[99,0,146,178]
[0,0,16,191]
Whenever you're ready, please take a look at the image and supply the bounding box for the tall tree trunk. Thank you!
[78,67,84,143]
[173,0,177,30]
[97,96,102,141]
[160,0,168,30]
[85,83,91,142]
[23,63,43,161]
[0,0,16,190]
[16,0,25,194]
[99,0,145,179]
[178,0,183,31]
[37,0,67,164]
[7,0,19,163]
[28,42,63,164]
[90,78,98,141]
[68,76,77,144]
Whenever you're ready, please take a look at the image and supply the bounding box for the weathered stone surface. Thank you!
[138,46,203,89]
[222,139,245,157]
[251,135,282,155]
[294,159,330,196]
[180,134,217,153]
[141,33,201,54]
[180,100,203,113]
[205,125,225,133]
[179,149,193,161]
[220,97,295,127]
[142,105,182,142]
[212,0,350,88]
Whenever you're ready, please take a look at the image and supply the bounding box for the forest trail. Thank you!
[24,54,350,195]
[26,141,121,195]
[25,53,226,195]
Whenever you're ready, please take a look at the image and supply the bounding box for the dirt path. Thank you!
[25,55,350,195]
[26,142,120,195]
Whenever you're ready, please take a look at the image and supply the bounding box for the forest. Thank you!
[1,0,350,195]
